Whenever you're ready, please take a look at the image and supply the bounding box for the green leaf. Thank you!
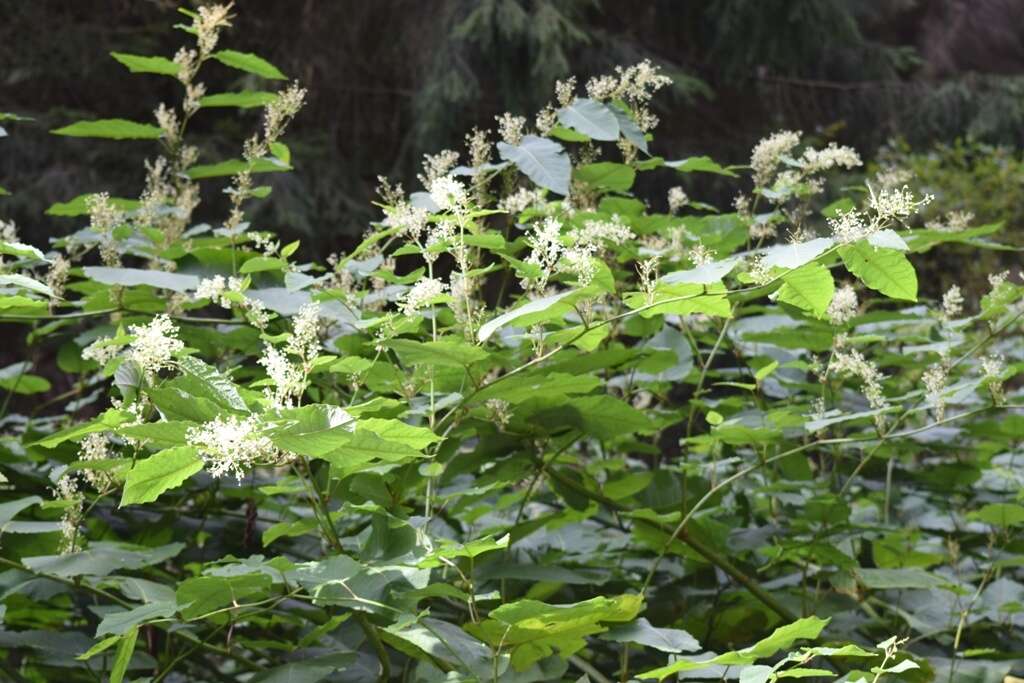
[570,395,654,439]
[23,542,184,578]
[32,408,131,448]
[478,289,578,342]
[109,626,138,683]
[186,156,292,179]
[267,404,356,457]
[575,162,636,192]
[386,338,488,367]
[211,49,287,79]
[0,496,43,530]
[120,446,203,506]
[51,118,163,140]
[199,91,279,109]
[319,429,426,476]
[116,420,192,448]
[76,635,121,661]
[557,98,619,141]
[468,595,643,671]
[639,617,830,680]
[83,266,199,293]
[176,573,273,620]
[742,617,829,658]
[96,601,176,637]
[666,156,738,177]
[0,362,52,394]
[176,356,248,411]
[610,105,649,153]
[549,125,590,142]
[417,535,509,569]
[778,262,835,318]
[249,654,358,683]
[855,568,948,590]
[146,387,223,422]
[838,242,917,301]
[45,193,140,217]
[386,618,501,680]
[263,517,320,546]
[497,135,571,196]
[110,52,180,76]
[357,417,442,450]
[240,256,289,273]
[603,617,701,653]
[969,503,1024,527]
[0,294,46,311]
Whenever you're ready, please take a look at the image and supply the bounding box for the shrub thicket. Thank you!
[0,6,1021,682]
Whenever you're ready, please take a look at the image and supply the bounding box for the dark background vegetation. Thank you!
[4,0,1024,257]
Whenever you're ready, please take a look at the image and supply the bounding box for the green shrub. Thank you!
[0,6,1021,682]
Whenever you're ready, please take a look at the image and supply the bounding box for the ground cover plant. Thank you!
[0,6,1022,683]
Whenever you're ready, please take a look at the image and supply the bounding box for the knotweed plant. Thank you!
[0,6,1021,683]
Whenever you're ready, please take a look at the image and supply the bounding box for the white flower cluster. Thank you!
[194,275,271,328]
[868,185,933,223]
[925,210,974,233]
[50,466,84,554]
[585,60,671,131]
[258,346,305,408]
[830,346,888,413]
[981,353,1006,404]
[429,176,469,213]
[827,283,859,325]
[0,219,18,243]
[522,217,565,292]
[562,247,597,287]
[496,112,526,146]
[941,284,964,320]
[128,314,184,376]
[195,275,244,308]
[746,254,774,286]
[922,362,949,421]
[827,209,869,244]
[799,142,862,174]
[465,127,492,168]
[402,277,447,316]
[287,301,322,363]
[827,185,930,245]
[258,301,322,408]
[418,149,459,187]
[570,216,633,248]
[519,215,629,290]
[186,414,280,481]
[689,243,715,266]
[750,131,861,202]
[667,186,689,214]
[82,336,120,366]
[78,432,116,489]
[87,192,124,266]
[388,202,431,241]
[585,60,671,104]
[262,82,307,152]
[499,187,545,215]
[750,130,801,187]
[46,255,71,300]
[874,166,913,190]
[555,77,577,107]
[194,3,233,56]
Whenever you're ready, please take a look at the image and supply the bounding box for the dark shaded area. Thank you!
[4,0,1024,255]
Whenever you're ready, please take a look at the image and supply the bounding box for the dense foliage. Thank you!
[6,1,1024,247]
[1,7,1022,683]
